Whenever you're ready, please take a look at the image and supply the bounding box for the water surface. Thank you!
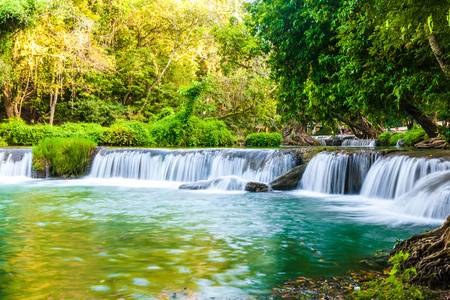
[0,179,437,299]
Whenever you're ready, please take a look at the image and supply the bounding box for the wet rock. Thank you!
[245,181,270,192]
[284,135,322,146]
[179,181,213,190]
[270,165,307,191]
[414,137,449,149]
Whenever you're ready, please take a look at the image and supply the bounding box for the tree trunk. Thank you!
[334,113,381,139]
[399,98,438,138]
[1,84,14,119]
[49,88,58,126]
[428,33,450,78]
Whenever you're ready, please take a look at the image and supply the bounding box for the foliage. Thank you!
[247,0,449,138]
[378,132,392,145]
[245,132,282,147]
[353,251,426,300]
[0,136,7,147]
[32,137,97,177]
[103,120,154,147]
[403,129,429,146]
[389,133,405,146]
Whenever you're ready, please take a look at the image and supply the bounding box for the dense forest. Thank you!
[0,0,449,145]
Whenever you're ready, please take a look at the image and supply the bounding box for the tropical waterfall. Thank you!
[300,151,381,194]
[0,149,33,177]
[341,139,376,147]
[300,152,450,220]
[89,148,299,184]
[360,156,450,199]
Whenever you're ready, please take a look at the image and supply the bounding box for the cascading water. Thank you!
[89,149,298,187]
[300,151,381,194]
[312,136,330,146]
[393,170,450,220]
[0,149,33,177]
[360,156,450,199]
[342,139,376,147]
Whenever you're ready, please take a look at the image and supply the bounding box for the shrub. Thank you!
[245,132,283,147]
[403,128,428,146]
[150,115,233,147]
[33,137,97,177]
[0,136,8,147]
[378,132,392,146]
[389,133,405,146]
[353,251,427,300]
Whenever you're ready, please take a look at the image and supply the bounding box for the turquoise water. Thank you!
[0,178,438,299]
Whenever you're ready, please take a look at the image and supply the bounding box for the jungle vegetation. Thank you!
[0,0,449,145]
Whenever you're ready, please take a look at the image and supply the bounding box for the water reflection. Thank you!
[0,183,434,299]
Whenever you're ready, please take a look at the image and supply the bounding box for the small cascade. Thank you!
[393,170,450,220]
[396,139,405,148]
[89,148,298,184]
[0,149,33,177]
[360,156,450,199]
[342,139,376,147]
[312,136,331,146]
[300,151,381,194]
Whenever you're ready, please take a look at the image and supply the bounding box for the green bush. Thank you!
[403,128,428,146]
[245,132,283,147]
[353,251,427,300]
[150,115,233,147]
[33,137,97,177]
[0,136,8,147]
[378,132,392,146]
[389,133,405,146]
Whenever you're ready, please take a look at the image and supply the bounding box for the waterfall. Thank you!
[0,149,32,177]
[312,136,330,146]
[342,139,376,147]
[300,151,381,194]
[89,148,298,183]
[393,170,450,220]
[360,156,450,199]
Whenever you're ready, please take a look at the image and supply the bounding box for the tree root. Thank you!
[391,216,450,290]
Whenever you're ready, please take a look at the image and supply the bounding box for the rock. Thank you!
[390,215,450,290]
[179,181,213,190]
[270,165,307,190]
[284,135,322,146]
[245,181,270,192]
[179,177,247,191]
[414,137,449,149]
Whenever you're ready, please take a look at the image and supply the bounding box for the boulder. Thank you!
[414,137,449,149]
[270,165,307,190]
[284,135,322,146]
[245,181,270,192]
[179,181,213,190]
[391,215,450,290]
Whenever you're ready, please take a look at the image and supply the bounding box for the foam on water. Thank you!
[360,156,450,199]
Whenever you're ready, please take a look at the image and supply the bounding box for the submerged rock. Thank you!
[391,215,450,290]
[179,181,213,190]
[179,177,247,191]
[245,181,270,192]
[414,137,449,149]
[270,165,307,190]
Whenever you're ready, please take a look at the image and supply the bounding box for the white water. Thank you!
[0,150,32,177]
[393,170,450,220]
[312,136,330,146]
[300,151,381,194]
[342,139,376,147]
[89,148,297,184]
[360,156,450,199]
